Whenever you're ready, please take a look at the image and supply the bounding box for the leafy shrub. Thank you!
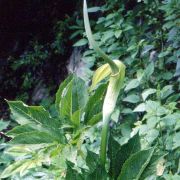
[1,74,162,179]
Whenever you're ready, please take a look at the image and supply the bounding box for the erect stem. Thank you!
[83,0,119,75]
[100,115,110,166]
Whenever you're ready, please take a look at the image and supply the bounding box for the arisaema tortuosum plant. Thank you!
[83,0,126,167]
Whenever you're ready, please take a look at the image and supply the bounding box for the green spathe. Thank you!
[100,62,125,165]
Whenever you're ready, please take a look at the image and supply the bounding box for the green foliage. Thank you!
[0,120,13,175]
[4,42,50,102]
[1,75,160,179]
[108,133,141,179]
[118,148,154,180]
[0,120,9,131]
[1,0,180,179]
[1,75,107,178]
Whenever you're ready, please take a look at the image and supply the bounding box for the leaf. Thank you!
[123,94,140,103]
[158,51,169,58]
[0,159,27,178]
[173,132,180,149]
[71,110,81,127]
[108,134,121,178]
[111,109,120,123]
[7,101,33,125]
[66,152,107,180]
[108,133,141,179]
[174,59,180,77]
[121,108,133,114]
[86,150,99,173]
[73,38,88,47]
[162,113,180,126]
[6,124,37,137]
[107,42,119,53]
[163,174,180,180]
[142,89,156,101]
[106,13,116,20]
[86,165,108,180]
[160,85,174,100]
[141,45,154,56]
[83,56,96,68]
[57,75,88,121]
[127,44,136,51]
[87,113,102,125]
[0,120,9,131]
[84,83,106,124]
[5,144,45,157]
[65,161,84,180]
[72,76,88,114]
[161,72,173,80]
[70,30,83,40]
[145,101,167,116]
[133,103,146,112]
[9,131,60,144]
[102,30,114,42]
[140,154,165,179]
[142,62,154,80]
[145,129,159,144]
[114,30,122,38]
[7,101,61,129]
[55,75,73,114]
[7,100,66,145]
[1,155,45,178]
[118,148,154,180]
[125,79,140,92]
[59,78,73,120]
[87,6,101,13]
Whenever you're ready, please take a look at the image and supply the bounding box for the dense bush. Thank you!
[0,0,180,179]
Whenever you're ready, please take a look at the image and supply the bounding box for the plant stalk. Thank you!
[100,116,110,165]
[83,0,119,75]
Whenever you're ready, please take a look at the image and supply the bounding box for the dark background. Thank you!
[0,0,80,119]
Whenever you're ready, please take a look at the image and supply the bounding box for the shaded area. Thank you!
[0,0,80,119]
[0,0,77,56]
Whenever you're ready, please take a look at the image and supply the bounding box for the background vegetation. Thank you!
[0,0,179,179]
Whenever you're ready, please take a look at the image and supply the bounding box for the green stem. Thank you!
[83,0,119,75]
[100,116,110,166]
